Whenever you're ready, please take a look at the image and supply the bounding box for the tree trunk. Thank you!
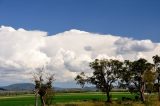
[140,91,145,102]
[40,96,46,106]
[106,90,111,102]
[158,79,160,101]
[140,82,145,102]
[158,86,160,101]
[35,89,39,106]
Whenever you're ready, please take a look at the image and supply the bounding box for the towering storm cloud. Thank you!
[0,26,159,84]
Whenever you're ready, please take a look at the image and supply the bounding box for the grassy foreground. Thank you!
[0,92,159,106]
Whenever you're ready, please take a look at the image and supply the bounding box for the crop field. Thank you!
[53,92,136,102]
[0,92,137,106]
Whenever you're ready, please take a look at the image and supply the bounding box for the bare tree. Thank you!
[33,67,54,106]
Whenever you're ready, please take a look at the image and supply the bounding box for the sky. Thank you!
[0,0,160,88]
[0,0,160,42]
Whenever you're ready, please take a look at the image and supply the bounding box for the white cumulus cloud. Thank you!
[0,26,159,85]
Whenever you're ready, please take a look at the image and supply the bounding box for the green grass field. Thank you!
[54,92,136,102]
[0,92,136,106]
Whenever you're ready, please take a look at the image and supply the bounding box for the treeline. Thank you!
[75,55,160,103]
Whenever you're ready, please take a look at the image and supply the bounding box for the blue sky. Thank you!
[0,0,160,42]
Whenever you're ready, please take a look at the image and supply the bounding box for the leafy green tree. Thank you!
[143,66,156,93]
[75,72,87,88]
[120,59,154,102]
[152,55,160,101]
[120,60,133,89]
[130,58,153,102]
[75,59,123,102]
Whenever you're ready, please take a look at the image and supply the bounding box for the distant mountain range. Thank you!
[0,83,35,91]
[0,87,6,91]
[0,83,97,91]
